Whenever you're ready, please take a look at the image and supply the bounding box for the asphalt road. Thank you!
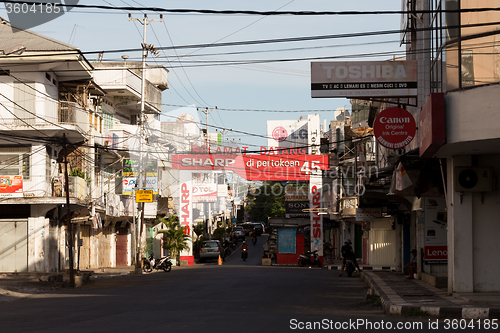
[0,236,465,332]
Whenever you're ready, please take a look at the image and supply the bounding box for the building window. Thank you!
[0,146,31,178]
[461,50,475,87]
[13,82,35,125]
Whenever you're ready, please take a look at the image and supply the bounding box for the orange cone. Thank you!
[218,255,222,265]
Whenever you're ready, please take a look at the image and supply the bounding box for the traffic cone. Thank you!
[218,255,222,265]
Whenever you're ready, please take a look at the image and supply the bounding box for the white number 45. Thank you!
[300,161,321,174]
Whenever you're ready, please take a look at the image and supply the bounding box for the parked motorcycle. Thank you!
[297,250,321,267]
[142,252,172,273]
[241,247,248,261]
[223,245,232,257]
[345,259,355,277]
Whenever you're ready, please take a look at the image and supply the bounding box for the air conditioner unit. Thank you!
[454,167,494,192]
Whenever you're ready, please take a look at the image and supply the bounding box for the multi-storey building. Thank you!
[0,19,169,273]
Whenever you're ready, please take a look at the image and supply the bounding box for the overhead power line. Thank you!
[2,1,500,15]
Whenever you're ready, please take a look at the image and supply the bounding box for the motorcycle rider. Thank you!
[241,241,248,260]
[338,239,360,276]
[252,233,257,245]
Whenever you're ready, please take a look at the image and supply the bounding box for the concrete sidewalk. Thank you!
[325,261,500,319]
[0,266,140,299]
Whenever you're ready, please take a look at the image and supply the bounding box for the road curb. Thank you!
[361,271,500,319]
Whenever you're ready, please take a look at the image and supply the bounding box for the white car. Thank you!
[199,240,224,262]
[231,226,245,240]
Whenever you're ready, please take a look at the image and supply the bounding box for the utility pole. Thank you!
[128,13,162,273]
[216,129,231,239]
[63,134,75,288]
[197,107,217,147]
[197,107,217,239]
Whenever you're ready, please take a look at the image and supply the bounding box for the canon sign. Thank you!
[373,107,416,150]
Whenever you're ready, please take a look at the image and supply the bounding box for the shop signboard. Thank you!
[267,119,308,149]
[172,153,329,181]
[419,93,445,158]
[285,201,310,215]
[424,198,447,263]
[373,107,416,149]
[0,175,23,197]
[135,190,153,203]
[192,184,217,202]
[278,228,296,254]
[355,207,382,221]
[311,60,418,98]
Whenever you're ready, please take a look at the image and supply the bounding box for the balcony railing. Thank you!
[0,100,89,133]
[58,101,90,132]
[22,175,89,201]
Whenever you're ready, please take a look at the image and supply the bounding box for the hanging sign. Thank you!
[373,107,416,149]
[135,190,153,203]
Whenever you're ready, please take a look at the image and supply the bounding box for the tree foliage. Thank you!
[246,181,285,222]
[156,215,191,258]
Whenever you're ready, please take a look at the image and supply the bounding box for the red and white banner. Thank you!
[0,175,23,197]
[179,170,194,266]
[171,154,329,181]
[373,107,416,149]
[425,246,447,261]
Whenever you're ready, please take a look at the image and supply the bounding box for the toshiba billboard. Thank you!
[311,60,417,98]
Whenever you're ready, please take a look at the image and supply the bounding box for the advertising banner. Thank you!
[122,177,158,195]
[311,60,418,98]
[122,159,158,195]
[308,114,323,261]
[355,207,382,221]
[285,183,309,201]
[278,228,297,254]
[192,184,217,202]
[424,197,447,262]
[179,170,194,266]
[373,107,416,150]
[171,154,329,181]
[0,175,23,197]
[285,201,309,217]
[267,119,308,149]
[419,93,445,158]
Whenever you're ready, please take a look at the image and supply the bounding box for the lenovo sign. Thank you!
[373,107,416,149]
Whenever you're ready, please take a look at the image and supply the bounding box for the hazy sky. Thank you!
[1,0,402,149]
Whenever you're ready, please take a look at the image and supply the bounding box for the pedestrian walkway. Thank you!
[362,271,500,319]
[325,259,500,319]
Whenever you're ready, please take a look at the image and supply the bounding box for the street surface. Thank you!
[0,236,485,332]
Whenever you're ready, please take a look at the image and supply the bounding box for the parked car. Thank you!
[230,226,245,240]
[242,222,263,236]
[256,221,267,233]
[199,240,224,263]
[251,223,263,236]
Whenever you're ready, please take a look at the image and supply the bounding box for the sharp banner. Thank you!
[171,153,329,181]
[311,60,418,98]
[308,114,323,262]
[179,170,194,266]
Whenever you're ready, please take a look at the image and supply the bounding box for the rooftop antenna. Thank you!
[68,24,84,45]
